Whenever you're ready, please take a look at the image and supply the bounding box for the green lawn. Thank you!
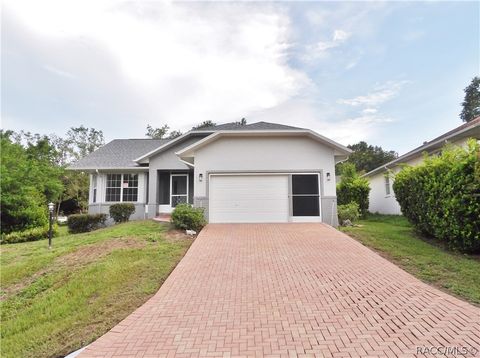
[0,220,193,358]
[341,215,480,305]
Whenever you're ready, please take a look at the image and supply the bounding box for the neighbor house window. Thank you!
[385,175,391,195]
[92,174,97,203]
[105,174,138,202]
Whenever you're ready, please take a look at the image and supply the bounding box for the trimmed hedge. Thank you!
[109,203,135,223]
[171,204,206,231]
[393,140,480,253]
[338,202,360,225]
[67,213,107,234]
[1,225,58,245]
[337,163,370,217]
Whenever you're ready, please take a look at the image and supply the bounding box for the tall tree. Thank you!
[192,120,216,130]
[0,131,63,233]
[460,76,480,123]
[146,124,170,139]
[65,126,105,160]
[337,141,398,174]
[235,118,247,125]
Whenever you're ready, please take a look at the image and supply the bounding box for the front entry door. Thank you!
[171,174,188,207]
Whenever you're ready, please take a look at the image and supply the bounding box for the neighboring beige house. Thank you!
[364,117,480,215]
[69,122,351,226]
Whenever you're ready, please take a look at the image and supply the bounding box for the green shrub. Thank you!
[337,202,360,225]
[171,204,206,231]
[393,140,480,253]
[67,214,107,234]
[109,203,136,223]
[336,163,370,217]
[1,225,58,244]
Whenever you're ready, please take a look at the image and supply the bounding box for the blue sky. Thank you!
[2,1,479,154]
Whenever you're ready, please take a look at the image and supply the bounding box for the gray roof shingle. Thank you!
[69,121,306,170]
[192,121,304,131]
[69,139,170,169]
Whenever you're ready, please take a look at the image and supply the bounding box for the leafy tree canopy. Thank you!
[337,141,398,174]
[192,120,216,130]
[146,124,170,139]
[460,76,480,123]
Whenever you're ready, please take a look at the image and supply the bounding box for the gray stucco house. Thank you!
[69,122,351,226]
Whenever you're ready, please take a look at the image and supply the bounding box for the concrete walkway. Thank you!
[80,224,480,357]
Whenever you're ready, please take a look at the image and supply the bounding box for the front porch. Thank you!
[148,170,194,217]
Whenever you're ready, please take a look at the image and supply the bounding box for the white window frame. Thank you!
[105,173,139,203]
[92,174,97,203]
[385,175,391,196]
[170,174,189,207]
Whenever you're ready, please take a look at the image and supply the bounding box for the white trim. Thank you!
[363,121,480,177]
[134,131,214,163]
[176,130,352,158]
[170,173,189,207]
[105,173,140,203]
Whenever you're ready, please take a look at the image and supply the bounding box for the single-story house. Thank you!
[364,117,480,215]
[69,121,351,226]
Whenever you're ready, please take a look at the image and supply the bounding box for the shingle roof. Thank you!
[192,121,304,131]
[69,139,170,169]
[364,116,480,177]
[69,121,308,170]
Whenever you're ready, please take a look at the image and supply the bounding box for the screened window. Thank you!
[385,176,391,195]
[291,174,320,216]
[105,174,138,202]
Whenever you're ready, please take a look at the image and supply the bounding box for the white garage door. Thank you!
[209,175,289,223]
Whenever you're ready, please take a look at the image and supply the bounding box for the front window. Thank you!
[105,174,138,202]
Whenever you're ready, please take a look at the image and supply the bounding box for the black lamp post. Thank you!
[48,202,54,249]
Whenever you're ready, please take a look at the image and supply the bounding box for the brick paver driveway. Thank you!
[81,224,480,358]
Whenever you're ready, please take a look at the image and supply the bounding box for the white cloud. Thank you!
[4,0,309,131]
[303,29,351,61]
[337,80,410,107]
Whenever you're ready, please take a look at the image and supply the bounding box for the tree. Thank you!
[192,120,216,130]
[235,118,247,125]
[167,130,183,139]
[0,131,63,233]
[146,124,170,139]
[65,126,104,161]
[337,141,397,174]
[460,76,480,123]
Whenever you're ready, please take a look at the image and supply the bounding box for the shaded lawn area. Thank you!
[0,220,193,358]
[341,215,480,305]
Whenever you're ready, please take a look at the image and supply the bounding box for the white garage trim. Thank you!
[208,172,322,223]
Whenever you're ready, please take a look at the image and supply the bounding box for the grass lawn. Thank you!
[0,220,193,358]
[341,215,480,305]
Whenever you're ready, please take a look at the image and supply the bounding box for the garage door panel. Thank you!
[209,175,289,223]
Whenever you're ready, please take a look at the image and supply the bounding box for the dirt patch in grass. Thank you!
[164,229,195,242]
[1,238,146,300]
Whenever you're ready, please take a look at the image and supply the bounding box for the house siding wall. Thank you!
[367,137,473,215]
[192,136,338,226]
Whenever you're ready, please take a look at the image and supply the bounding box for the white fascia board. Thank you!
[68,167,149,172]
[133,130,213,163]
[363,124,480,178]
[176,130,352,158]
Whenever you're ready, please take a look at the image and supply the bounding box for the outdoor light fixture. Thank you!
[199,173,203,182]
[326,172,331,181]
[48,202,54,249]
